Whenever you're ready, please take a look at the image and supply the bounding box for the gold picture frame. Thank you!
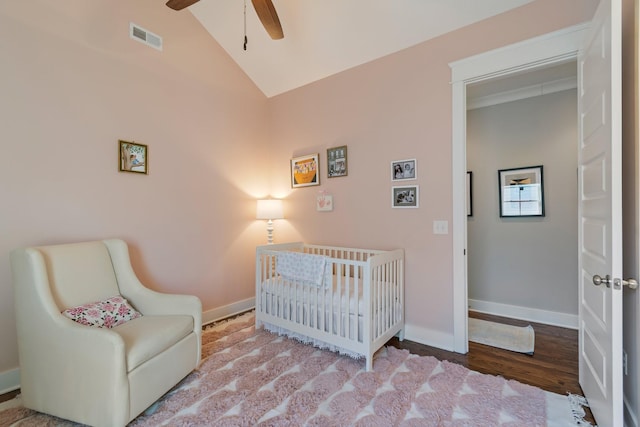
[119,140,148,175]
[291,153,319,188]
[327,145,348,178]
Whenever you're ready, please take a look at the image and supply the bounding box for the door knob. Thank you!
[593,275,638,290]
[615,278,638,290]
[593,274,611,287]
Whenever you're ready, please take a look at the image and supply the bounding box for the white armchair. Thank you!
[10,239,202,427]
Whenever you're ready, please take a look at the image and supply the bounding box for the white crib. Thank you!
[255,242,405,371]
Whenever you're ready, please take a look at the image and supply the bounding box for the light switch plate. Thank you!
[433,220,449,235]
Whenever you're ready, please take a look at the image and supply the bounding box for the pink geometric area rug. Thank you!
[0,312,591,426]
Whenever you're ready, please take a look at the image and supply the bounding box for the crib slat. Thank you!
[338,264,344,338]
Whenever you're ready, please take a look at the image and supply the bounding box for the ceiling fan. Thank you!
[165,0,284,40]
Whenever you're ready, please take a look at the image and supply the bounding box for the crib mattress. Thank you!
[261,275,366,315]
[260,275,402,340]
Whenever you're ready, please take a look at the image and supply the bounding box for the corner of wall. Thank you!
[202,297,255,326]
[0,368,20,395]
[404,323,456,352]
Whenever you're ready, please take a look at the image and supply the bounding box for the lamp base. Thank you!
[266,219,274,244]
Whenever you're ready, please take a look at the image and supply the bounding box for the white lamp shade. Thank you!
[256,199,284,220]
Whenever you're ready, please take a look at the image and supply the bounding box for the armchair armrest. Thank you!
[11,248,131,425]
[103,239,202,365]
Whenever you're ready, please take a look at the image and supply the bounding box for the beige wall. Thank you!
[0,0,599,390]
[0,0,270,379]
[268,0,597,347]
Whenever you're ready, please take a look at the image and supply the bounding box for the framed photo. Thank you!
[291,154,320,188]
[119,140,148,174]
[467,171,473,217]
[498,165,544,217]
[392,185,419,208]
[327,145,348,178]
[391,159,417,181]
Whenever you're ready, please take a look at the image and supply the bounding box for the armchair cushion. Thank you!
[62,295,142,328]
[113,315,194,372]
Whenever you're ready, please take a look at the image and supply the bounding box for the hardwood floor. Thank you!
[0,311,595,424]
[0,388,19,404]
[387,311,595,424]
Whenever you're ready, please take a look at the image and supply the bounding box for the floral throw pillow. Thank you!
[62,295,142,328]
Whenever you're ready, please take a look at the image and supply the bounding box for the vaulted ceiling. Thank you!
[185,0,535,97]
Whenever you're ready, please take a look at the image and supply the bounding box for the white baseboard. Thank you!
[0,368,20,395]
[468,299,578,330]
[404,323,455,352]
[202,297,255,326]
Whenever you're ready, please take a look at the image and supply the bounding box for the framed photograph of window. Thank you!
[119,140,148,174]
[391,158,417,181]
[498,165,544,217]
[291,153,320,188]
[327,145,347,178]
[392,185,419,208]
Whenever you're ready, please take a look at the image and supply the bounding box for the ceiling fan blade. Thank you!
[251,0,284,40]
[166,0,200,11]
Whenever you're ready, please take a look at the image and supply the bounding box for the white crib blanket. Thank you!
[276,252,332,287]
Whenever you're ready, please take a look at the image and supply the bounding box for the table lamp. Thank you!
[256,199,284,244]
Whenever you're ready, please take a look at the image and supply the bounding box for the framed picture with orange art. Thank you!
[291,153,320,188]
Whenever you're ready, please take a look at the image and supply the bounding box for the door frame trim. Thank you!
[449,23,589,353]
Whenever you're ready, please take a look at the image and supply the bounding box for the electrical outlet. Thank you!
[624,351,628,376]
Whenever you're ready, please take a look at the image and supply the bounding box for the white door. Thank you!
[578,0,623,425]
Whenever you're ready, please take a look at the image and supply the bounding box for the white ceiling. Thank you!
[188,0,535,97]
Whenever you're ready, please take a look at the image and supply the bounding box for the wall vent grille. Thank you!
[129,22,162,51]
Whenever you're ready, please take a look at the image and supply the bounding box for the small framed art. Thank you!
[498,165,544,217]
[392,185,419,208]
[316,193,333,211]
[291,153,320,188]
[327,145,348,178]
[119,140,148,174]
[391,159,417,181]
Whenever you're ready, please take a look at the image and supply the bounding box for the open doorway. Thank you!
[464,61,579,337]
[449,24,589,354]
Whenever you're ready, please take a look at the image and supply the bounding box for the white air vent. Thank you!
[129,22,163,51]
